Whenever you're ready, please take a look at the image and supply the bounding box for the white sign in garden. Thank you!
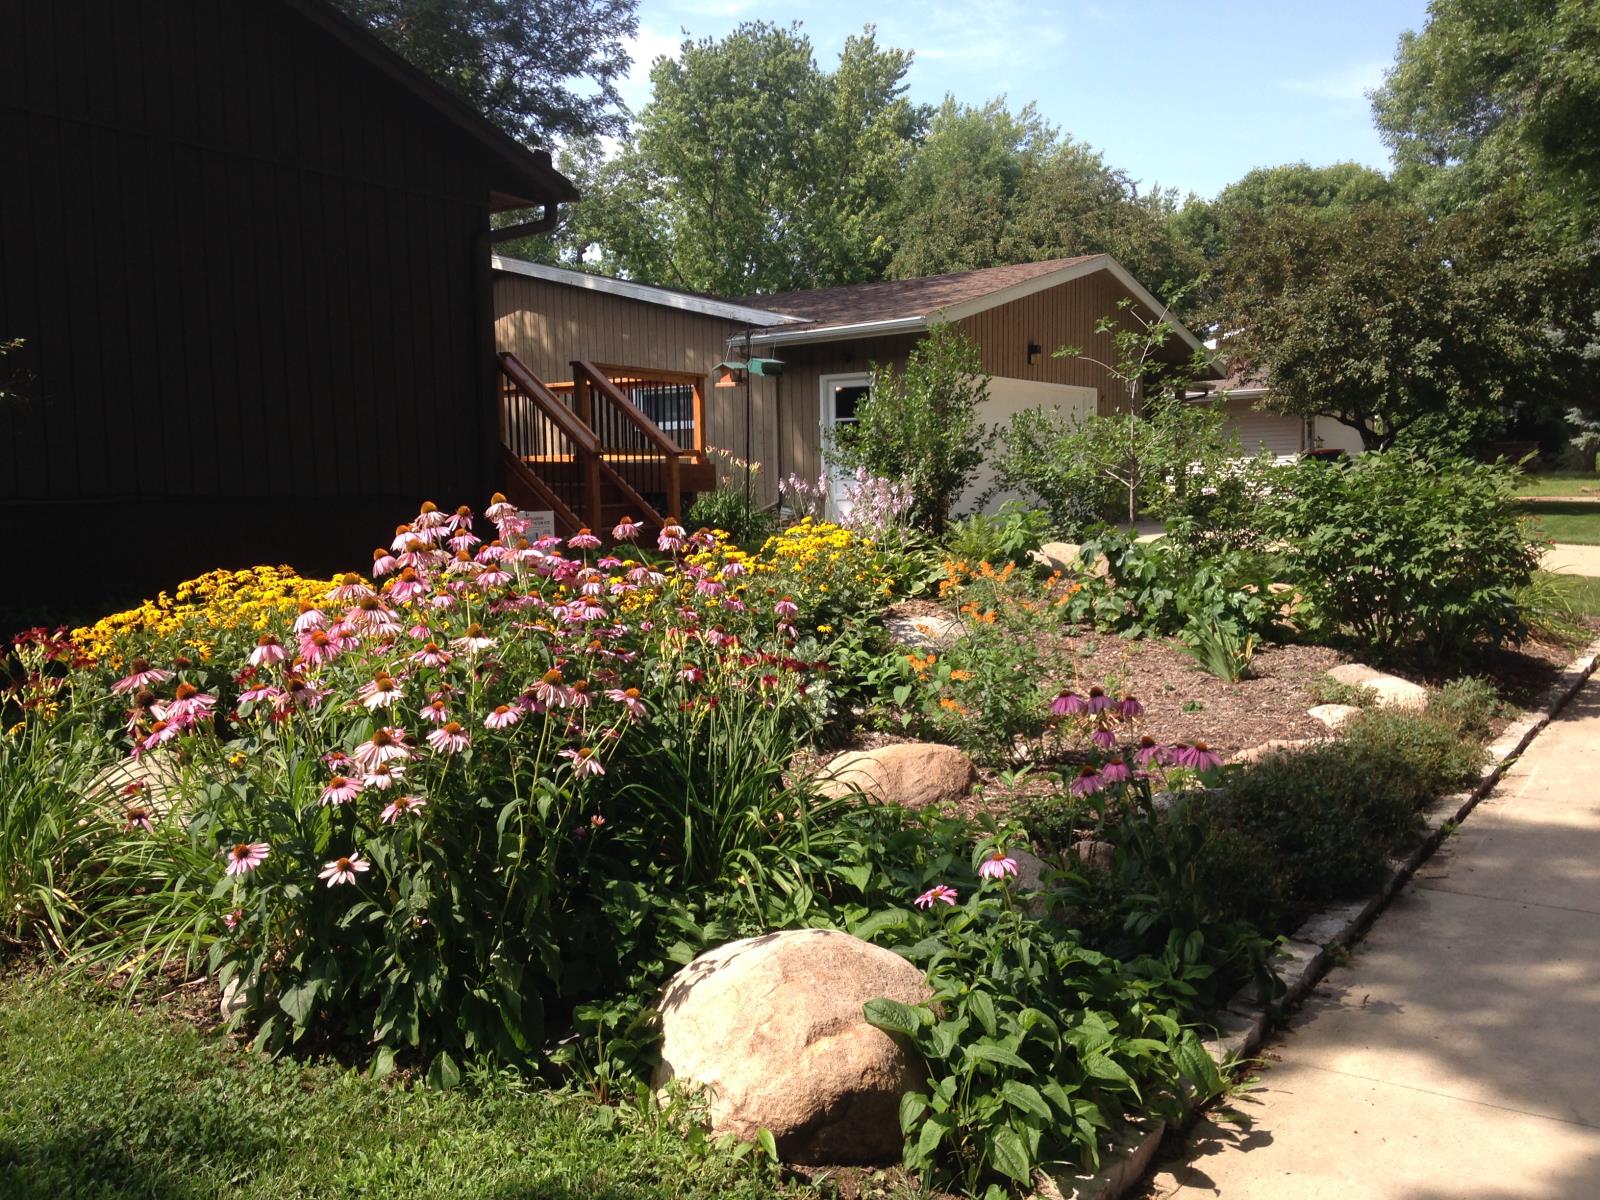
[518,510,555,539]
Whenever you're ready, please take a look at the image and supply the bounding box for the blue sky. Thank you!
[619,0,1433,200]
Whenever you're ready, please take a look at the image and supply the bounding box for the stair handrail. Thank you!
[498,352,603,531]
[572,359,683,517]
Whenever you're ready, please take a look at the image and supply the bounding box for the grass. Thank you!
[1515,471,1600,498]
[1542,572,1600,620]
[1522,505,1600,546]
[0,969,810,1200]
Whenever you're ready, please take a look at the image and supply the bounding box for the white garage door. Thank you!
[1222,397,1305,460]
[962,377,1099,514]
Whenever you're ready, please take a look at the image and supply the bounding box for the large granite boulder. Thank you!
[815,742,977,810]
[653,929,932,1164]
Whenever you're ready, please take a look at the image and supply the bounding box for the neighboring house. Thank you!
[492,253,1210,514]
[1193,370,1367,461]
[1,0,575,610]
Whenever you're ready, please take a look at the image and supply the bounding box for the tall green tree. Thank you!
[561,23,922,294]
[334,0,638,146]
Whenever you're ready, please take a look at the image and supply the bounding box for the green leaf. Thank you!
[863,996,926,1039]
[899,1090,930,1134]
[914,1111,954,1160]
[965,1042,1033,1071]
[988,1124,1034,1184]
[1001,1079,1053,1121]
[849,908,912,942]
[370,1045,397,1080]
[755,1128,779,1163]
[428,1050,461,1089]
[967,988,997,1037]
[277,979,320,1028]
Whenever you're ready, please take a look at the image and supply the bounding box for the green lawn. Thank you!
[1516,472,1600,498]
[1540,571,1600,620]
[0,971,807,1200]
[1523,505,1600,545]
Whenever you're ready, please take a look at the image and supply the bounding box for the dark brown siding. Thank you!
[0,0,508,608]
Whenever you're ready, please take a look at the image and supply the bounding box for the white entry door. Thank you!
[819,373,872,518]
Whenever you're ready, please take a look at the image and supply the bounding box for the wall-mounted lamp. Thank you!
[1026,340,1042,365]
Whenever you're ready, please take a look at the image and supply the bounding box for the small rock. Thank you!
[1032,542,1111,577]
[654,929,933,1164]
[1010,847,1048,891]
[815,743,977,809]
[1325,664,1429,710]
[882,612,965,649]
[1069,838,1115,872]
[219,975,247,1022]
[1307,703,1364,730]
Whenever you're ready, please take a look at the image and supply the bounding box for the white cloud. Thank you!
[1276,58,1390,110]
[617,23,685,116]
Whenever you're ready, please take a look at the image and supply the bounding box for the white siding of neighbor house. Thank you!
[1220,395,1306,460]
[1312,415,1367,455]
[961,377,1099,513]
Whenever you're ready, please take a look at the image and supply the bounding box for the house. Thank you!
[1191,369,1367,461]
[492,253,1210,515]
[1,0,575,611]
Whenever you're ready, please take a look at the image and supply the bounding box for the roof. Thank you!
[734,254,1207,355]
[1193,364,1270,400]
[491,257,803,326]
[284,0,577,212]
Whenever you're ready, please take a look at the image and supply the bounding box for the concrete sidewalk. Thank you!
[1147,677,1600,1200]
[1542,543,1600,577]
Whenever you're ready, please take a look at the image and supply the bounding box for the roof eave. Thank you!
[738,315,929,348]
[492,256,802,325]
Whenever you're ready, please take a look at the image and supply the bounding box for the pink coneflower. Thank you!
[320,775,362,806]
[414,501,447,532]
[298,628,338,666]
[774,597,799,619]
[605,686,647,721]
[1086,686,1111,714]
[388,568,428,604]
[139,719,184,753]
[447,528,481,554]
[224,841,270,877]
[391,523,418,552]
[697,579,725,598]
[568,528,602,550]
[1174,741,1224,772]
[223,908,243,930]
[293,601,328,634]
[657,521,686,553]
[978,852,1019,880]
[1119,694,1144,719]
[612,516,641,541]
[597,555,623,569]
[1070,766,1106,797]
[1101,757,1132,784]
[578,571,605,598]
[486,493,516,524]
[560,746,605,777]
[476,564,512,588]
[429,591,456,609]
[381,793,427,824]
[426,721,470,753]
[451,623,497,653]
[363,761,405,790]
[627,565,666,586]
[484,704,521,730]
[1050,689,1083,717]
[238,681,280,706]
[914,883,959,909]
[532,668,569,707]
[123,803,156,832]
[318,853,369,887]
[410,641,452,669]
[679,665,704,684]
[1134,735,1168,768]
[565,679,592,708]
[445,502,475,532]
[111,659,172,695]
[358,672,404,710]
[353,727,410,769]
[158,681,217,723]
[1091,727,1117,751]
[248,635,287,667]
[420,697,450,724]
[326,572,374,604]
[371,547,399,577]
[275,674,329,714]
[722,560,747,578]
[348,595,402,637]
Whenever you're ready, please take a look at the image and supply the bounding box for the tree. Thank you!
[828,324,992,536]
[334,0,638,147]
[560,23,923,294]
[1372,0,1600,222]
[1215,199,1594,450]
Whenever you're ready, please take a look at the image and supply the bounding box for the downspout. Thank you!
[489,202,561,243]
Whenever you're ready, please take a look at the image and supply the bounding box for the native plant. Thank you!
[1268,450,1541,657]
[828,323,993,536]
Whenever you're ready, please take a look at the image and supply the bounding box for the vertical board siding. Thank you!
[0,0,502,518]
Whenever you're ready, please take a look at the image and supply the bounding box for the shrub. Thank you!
[1269,450,1542,658]
[685,487,775,551]
[943,503,1055,570]
[828,323,993,536]
[1426,676,1505,740]
[1342,708,1487,799]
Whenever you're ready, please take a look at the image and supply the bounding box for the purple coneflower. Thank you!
[359,672,404,710]
[447,503,476,532]
[293,602,328,634]
[112,659,173,695]
[533,668,569,707]
[485,494,516,524]
[568,528,602,551]
[159,681,217,723]
[353,727,410,769]
[560,746,605,778]
[224,841,269,877]
[411,642,452,669]
[419,697,451,724]
[1134,735,1167,767]
[381,794,427,824]
[1070,766,1106,797]
[426,721,470,754]
[484,704,521,730]
[1174,741,1224,772]
[774,597,799,619]
[612,516,641,541]
[978,852,1019,880]
[249,635,286,667]
[451,623,497,653]
[1050,689,1087,716]
[123,804,155,832]
[318,853,369,887]
[320,775,362,806]
[1101,757,1132,784]
[1091,727,1117,751]
[1119,694,1144,719]
[326,572,374,604]
[914,883,959,909]
[363,761,404,790]
[657,522,686,553]
[605,686,647,721]
[1086,686,1111,714]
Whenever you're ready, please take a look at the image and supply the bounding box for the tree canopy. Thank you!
[335,0,638,147]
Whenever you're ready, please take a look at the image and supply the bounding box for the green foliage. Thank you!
[943,504,1055,570]
[1304,676,1376,710]
[1425,677,1505,741]
[830,324,993,536]
[334,0,638,147]
[1341,709,1488,799]
[558,23,922,292]
[1176,617,1256,683]
[1516,570,1600,645]
[685,488,776,552]
[0,972,807,1200]
[1269,450,1542,657]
